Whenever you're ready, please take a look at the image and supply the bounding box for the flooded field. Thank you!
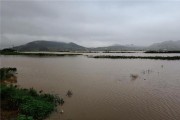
[1,54,180,120]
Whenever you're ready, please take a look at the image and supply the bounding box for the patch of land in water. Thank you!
[0,51,82,56]
[87,55,180,60]
[102,51,137,53]
[0,67,64,120]
[144,51,180,53]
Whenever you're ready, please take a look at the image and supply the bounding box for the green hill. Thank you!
[13,40,87,51]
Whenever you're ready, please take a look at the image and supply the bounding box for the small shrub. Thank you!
[130,74,139,80]
[0,67,17,81]
[66,90,73,97]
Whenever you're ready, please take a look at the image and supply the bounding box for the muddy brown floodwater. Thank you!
[1,54,180,120]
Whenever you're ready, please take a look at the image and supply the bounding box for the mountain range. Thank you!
[12,40,87,51]
[8,40,180,51]
[148,40,180,51]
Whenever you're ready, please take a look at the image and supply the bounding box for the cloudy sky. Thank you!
[1,0,180,48]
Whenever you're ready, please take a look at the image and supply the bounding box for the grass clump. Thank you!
[17,115,34,120]
[0,67,17,81]
[0,84,64,120]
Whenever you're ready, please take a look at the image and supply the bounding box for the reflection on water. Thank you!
[1,54,180,120]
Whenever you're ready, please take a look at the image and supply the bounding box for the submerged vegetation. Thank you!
[66,90,73,97]
[0,67,17,83]
[144,50,180,53]
[130,74,139,80]
[88,55,180,60]
[0,67,64,120]
[102,51,136,53]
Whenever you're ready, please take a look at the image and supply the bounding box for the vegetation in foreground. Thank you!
[0,67,64,120]
[1,84,64,120]
[88,55,180,60]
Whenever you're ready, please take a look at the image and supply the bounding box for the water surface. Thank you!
[1,54,180,120]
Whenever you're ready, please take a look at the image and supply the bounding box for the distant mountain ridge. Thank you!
[9,40,180,51]
[13,40,87,51]
[91,44,145,51]
[93,40,180,51]
[148,40,180,51]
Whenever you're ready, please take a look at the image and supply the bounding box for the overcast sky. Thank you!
[1,0,180,48]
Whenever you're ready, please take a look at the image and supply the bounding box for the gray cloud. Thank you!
[1,0,180,48]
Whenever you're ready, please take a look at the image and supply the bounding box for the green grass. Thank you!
[1,67,64,119]
[88,55,180,60]
[0,84,64,120]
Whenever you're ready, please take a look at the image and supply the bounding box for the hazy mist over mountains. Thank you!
[1,1,180,49]
[8,40,180,51]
